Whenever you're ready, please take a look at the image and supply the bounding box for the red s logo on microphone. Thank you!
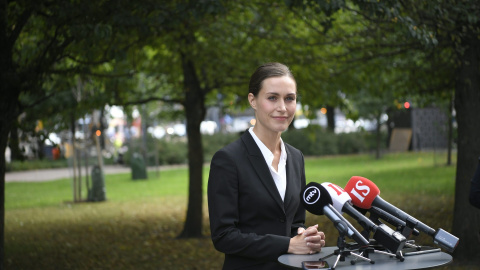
[345,176,380,209]
[349,180,370,202]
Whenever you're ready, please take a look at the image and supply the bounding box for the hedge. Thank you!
[6,126,387,171]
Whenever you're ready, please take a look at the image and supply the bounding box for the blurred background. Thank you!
[2,0,479,269]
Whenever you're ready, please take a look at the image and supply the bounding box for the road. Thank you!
[5,164,186,183]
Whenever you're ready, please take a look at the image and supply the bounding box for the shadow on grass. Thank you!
[5,193,474,270]
[6,197,223,270]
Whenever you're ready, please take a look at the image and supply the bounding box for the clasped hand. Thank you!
[288,224,325,254]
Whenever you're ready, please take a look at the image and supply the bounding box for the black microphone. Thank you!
[322,182,406,254]
[368,206,420,237]
[301,182,369,246]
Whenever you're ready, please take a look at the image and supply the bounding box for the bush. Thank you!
[6,159,69,172]
[202,132,241,162]
[123,132,239,167]
[283,125,386,156]
[282,125,338,155]
[123,136,189,166]
[7,128,387,171]
[336,132,368,154]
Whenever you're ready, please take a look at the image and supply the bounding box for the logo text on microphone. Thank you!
[303,186,320,205]
[348,180,371,203]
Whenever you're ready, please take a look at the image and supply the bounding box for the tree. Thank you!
[347,73,397,159]
[0,1,90,264]
[0,0,189,265]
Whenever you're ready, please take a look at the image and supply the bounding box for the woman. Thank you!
[208,62,325,269]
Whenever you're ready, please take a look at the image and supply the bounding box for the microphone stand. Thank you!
[354,227,406,262]
[356,240,405,263]
[319,220,374,269]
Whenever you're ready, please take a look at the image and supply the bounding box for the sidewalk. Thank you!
[5,164,187,183]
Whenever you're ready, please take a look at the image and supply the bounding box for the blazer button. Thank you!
[279,219,285,223]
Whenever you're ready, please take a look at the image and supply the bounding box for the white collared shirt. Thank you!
[249,127,287,201]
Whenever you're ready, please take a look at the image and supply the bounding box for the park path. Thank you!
[5,164,187,183]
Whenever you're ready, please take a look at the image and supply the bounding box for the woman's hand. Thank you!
[288,224,326,254]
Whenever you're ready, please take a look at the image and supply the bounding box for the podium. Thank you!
[278,246,452,269]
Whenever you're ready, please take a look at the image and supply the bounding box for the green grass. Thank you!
[6,152,471,270]
[304,152,456,197]
[6,168,191,210]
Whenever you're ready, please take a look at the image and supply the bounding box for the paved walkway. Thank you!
[5,164,187,183]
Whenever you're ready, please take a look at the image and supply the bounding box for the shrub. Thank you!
[283,125,386,156]
[123,135,188,166]
[283,125,340,155]
[8,128,387,171]
[123,132,239,167]
[337,132,368,154]
[6,159,69,172]
[202,132,241,162]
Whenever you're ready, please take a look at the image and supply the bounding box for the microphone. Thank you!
[321,182,406,253]
[351,200,421,237]
[369,206,420,237]
[344,176,459,253]
[301,182,369,246]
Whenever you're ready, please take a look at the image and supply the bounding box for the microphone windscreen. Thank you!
[301,182,332,215]
[344,176,380,209]
[321,182,352,213]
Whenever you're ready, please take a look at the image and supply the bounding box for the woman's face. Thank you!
[249,76,297,135]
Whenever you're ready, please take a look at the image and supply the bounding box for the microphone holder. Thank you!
[319,220,374,269]
[405,240,421,249]
[356,243,405,263]
[357,222,406,262]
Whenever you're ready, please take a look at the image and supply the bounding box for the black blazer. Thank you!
[208,131,306,269]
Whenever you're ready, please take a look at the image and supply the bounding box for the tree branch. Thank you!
[20,92,57,111]
[121,96,184,106]
[49,68,135,78]
[7,8,33,51]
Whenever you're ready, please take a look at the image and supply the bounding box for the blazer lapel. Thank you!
[283,145,296,211]
[241,132,285,212]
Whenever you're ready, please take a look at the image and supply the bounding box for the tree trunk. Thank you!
[375,113,382,160]
[0,109,14,270]
[0,86,20,270]
[99,107,106,150]
[447,94,454,166]
[0,100,18,270]
[37,138,45,160]
[8,122,24,161]
[451,34,480,263]
[1,1,21,262]
[177,54,205,238]
[326,105,335,132]
[70,113,79,202]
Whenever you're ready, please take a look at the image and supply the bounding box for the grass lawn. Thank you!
[5,151,470,269]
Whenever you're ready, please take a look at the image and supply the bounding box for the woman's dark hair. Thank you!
[248,62,296,96]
